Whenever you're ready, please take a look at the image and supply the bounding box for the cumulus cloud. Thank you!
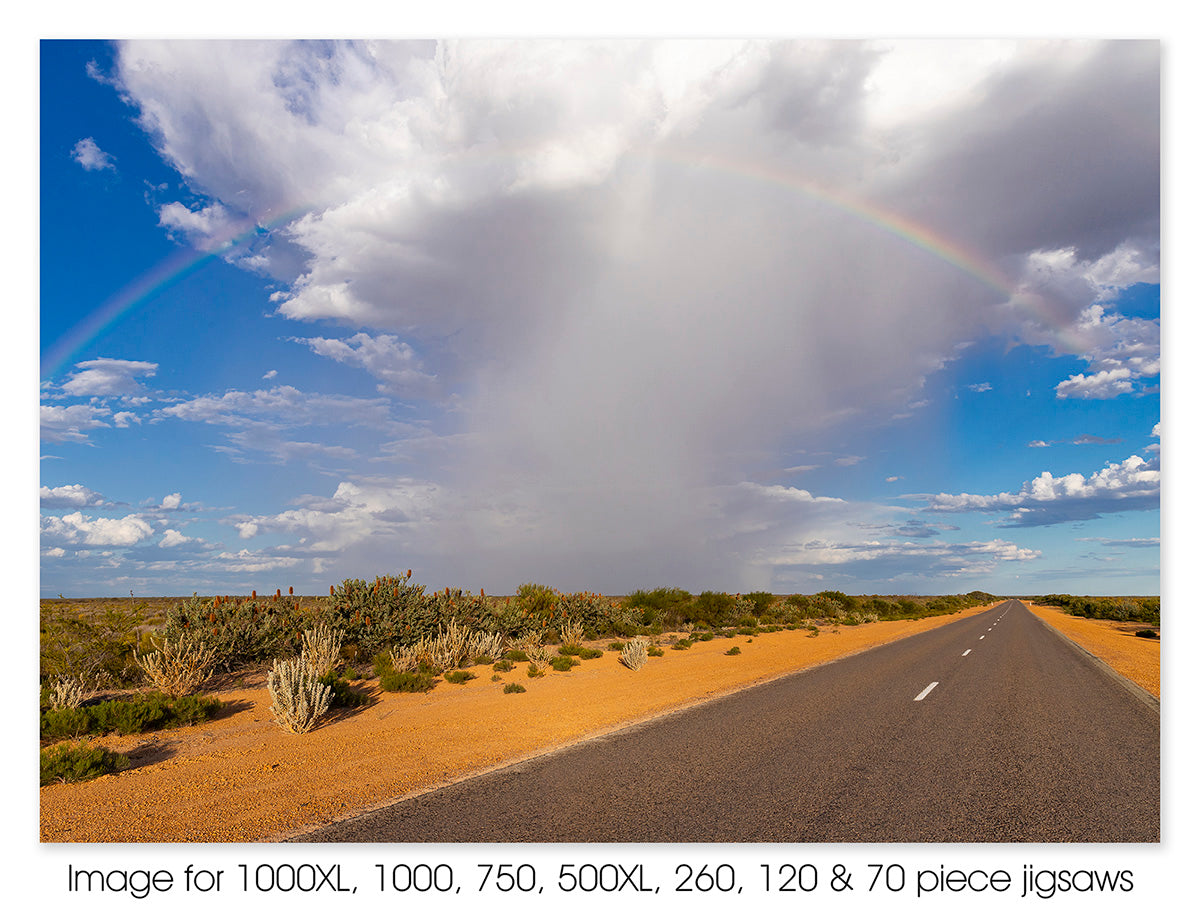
[40,484,109,508]
[41,511,155,547]
[97,39,1158,589]
[966,382,992,393]
[71,137,115,171]
[40,403,110,443]
[924,454,1159,527]
[157,200,244,252]
[1056,367,1134,399]
[296,333,438,396]
[61,358,158,397]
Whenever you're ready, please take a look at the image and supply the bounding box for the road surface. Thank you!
[292,600,1159,842]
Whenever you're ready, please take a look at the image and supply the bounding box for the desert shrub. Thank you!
[725,646,741,656]
[520,637,551,668]
[40,692,221,742]
[300,624,345,677]
[1135,629,1160,639]
[321,573,436,660]
[503,682,526,694]
[526,663,544,678]
[160,593,305,670]
[607,641,625,651]
[693,631,714,642]
[46,676,87,711]
[559,618,586,647]
[550,655,578,671]
[505,648,529,662]
[671,638,692,650]
[473,654,495,666]
[445,670,476,684]
[40,707,90,741]
[577,647,603,659]
[378,670,437,693]
[319,674,369,707]
[558,642,587,657]
[516,583,557,619]
[267,657,331,734]
[647,645,664,657]
[41,742,130,786]
[389,645,421,673]
[40,602,144,688]
[135,633,215,697]
[618,637,649,671]
[493,659,514,672]
[744,592,775,618]
[166,693,224,725]
[87,695,169,735]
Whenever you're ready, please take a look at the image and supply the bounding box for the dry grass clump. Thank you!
[619,636,649,671]
[389,622,507,674]
[300,624,344,676]
[267,657,331,734]
[135,634,215,697]
[47,676,87,711]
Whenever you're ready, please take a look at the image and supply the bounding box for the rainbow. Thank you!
[40,207,309,381]
[43,148,1082,381]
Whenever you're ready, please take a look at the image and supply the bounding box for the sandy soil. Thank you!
[1025,603,1160,698]
[40,602,1156,843]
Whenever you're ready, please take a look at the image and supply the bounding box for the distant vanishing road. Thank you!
[292,601,1159,843]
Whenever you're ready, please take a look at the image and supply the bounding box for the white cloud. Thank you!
[96,39,1158,591]
[41,511,155,547]
[1055,367,1134,399]
[924,454,1159,527]
[71,137,115,171]
[158,529,191,548]
[157,200,244,252]
[296,332,437,396]
[967,382,992,392]
[159,384,395,430]
[40,403,110,443]
[40,484,108,508]
[61,358,158,397]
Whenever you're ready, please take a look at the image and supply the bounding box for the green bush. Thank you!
[39,707,90,741]
[671,638,692,650]
[503,682,526,694]
[577,647,603,659]
[318,673,370,707]
[607,641,625,651]
[558,642,586,657]
[505,649,530,662]
[725,646,741,656]
[41,742,130,786]
[550,655,578,672]
[647,646,664,657]
[40,692,222,743]
[493,658,514,672]
[378,670,436,693]
[1135,629,1160,639]
[444,670,476,684]
[526,663,544,678]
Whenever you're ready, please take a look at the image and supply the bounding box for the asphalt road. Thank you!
[291,601,1159,842]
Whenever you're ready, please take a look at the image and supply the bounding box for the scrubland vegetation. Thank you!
[1030,594,1160,626]
[47,578,1152,785]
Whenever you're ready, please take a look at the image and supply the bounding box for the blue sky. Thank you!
[38,38,1161,598]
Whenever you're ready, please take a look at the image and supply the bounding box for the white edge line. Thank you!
[914,681,939,701]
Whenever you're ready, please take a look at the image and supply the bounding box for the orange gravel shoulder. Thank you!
[41,607,992,843]
[1026,604,1160,698]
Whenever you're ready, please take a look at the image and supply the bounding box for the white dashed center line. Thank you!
[914,681,939,701]
[962,649,971,656]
